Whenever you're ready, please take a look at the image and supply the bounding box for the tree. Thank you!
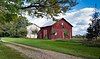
[86,11,100,41]
[9,16,30,37]
[0,16,30,37]
[0,0,77,21]
[0,0,20,22]
[22,0,77,17]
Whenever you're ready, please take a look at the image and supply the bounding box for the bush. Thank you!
[82,38,100,47]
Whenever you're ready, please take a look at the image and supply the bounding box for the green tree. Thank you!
[0,0,20,22]
[0,16,30,37]
[0,0,77,21]
[86,12,100,41]
[22,0,77,17]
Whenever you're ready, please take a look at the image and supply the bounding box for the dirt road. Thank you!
[5,43,83,59]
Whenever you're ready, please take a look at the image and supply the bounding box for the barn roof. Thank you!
[33,18,55,27]
[33,18,73,27]
[60,18,73,27]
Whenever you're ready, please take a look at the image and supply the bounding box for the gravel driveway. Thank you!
[5,43,83,59]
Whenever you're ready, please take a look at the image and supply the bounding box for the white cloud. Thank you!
[53,8,95,36]
[65,8,95,36]
[25,8,98,36]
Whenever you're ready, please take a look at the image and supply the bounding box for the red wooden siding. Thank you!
[37,18,73,40]
[37,26,52,39]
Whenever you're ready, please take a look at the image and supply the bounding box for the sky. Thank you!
[72,0,100,10]
[26,0,100,36]
[65,0,100,36]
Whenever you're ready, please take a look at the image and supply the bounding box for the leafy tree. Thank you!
[21,0,77,17]
[9,16,30,37]
[0,0,20,22]
[0,16,30,37]
[83,10,100,47]
[86,11,100,41]
[0,0,77,22]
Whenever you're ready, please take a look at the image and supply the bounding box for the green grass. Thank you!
[2,37,100,59]
[0,41,27,59]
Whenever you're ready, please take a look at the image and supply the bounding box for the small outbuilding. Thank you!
[37,18,73,40]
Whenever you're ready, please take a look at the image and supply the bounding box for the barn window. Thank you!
[55,32,57,35]
[61,23,63,25]
[61,23,65,28]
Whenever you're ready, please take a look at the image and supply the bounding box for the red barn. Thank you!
[37,18,73,40]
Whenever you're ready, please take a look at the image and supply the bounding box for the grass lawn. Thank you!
[0,41,27,59]
[2,37,100,59]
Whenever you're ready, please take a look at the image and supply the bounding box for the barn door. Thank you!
[43,30,48,39]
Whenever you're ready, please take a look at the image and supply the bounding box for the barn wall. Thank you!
[51,18,72,39]
[37,18,73,39]
[37,26,51,39]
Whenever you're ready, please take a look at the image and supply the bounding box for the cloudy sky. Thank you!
[25,0,100,36]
